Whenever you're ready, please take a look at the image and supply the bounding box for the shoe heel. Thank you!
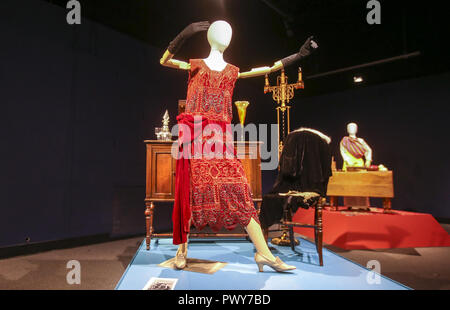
[257,263,264,272]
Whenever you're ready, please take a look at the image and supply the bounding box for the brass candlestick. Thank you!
[234,101,249,141]
[264,68,304,156]
[264,68,304,247]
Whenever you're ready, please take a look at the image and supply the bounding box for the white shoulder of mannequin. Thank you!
[357,137,371,147]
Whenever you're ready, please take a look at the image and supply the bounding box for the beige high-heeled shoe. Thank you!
[254,252,296,272]
[174,246,187,269]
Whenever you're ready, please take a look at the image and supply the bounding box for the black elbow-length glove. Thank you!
[167,21,211,54]
[281,36,319,68]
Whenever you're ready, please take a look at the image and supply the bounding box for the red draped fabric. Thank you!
[172,113,234,244]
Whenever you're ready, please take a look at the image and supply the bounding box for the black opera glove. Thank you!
[280,36,319,68]
[168,21,211,54]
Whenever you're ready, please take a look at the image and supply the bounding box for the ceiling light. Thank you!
[353,76,364,83]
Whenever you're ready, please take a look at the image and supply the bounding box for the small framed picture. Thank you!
[142,277,178,290]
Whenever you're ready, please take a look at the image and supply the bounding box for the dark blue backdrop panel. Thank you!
[0,0,194,247]
[1,0,74,246]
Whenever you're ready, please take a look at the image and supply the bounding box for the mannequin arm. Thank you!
[238,36,318,79]
[359,139,373,166]
[159,21,210,70]
[238,61,283,79]
[159,50,190,70]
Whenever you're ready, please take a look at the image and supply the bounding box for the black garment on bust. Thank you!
[259,130,332,229]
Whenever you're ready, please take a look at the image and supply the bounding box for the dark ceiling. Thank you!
[44,0,449,96]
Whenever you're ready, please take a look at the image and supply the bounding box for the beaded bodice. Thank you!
[185,59,240,123]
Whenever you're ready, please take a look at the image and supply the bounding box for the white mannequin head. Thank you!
[207,20,232,53]
[347,122,358,137]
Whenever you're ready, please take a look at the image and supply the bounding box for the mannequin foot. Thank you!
[254,252,296,273]
[174,245,187,269]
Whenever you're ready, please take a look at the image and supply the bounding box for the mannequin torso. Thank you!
[340,123,372,170]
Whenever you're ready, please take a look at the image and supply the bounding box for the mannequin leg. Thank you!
[174,239,188,269]
[176,218,192,255]
[174,220,191,269]
[177,241,188,253]
[245,218,276,262]
[246,218,296,272]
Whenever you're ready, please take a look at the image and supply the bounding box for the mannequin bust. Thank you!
[340,122,372,171]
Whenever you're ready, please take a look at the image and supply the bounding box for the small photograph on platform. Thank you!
[143,277,178,290]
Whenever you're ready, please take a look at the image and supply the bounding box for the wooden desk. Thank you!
[327,170,394,212]
[144,140,263,250]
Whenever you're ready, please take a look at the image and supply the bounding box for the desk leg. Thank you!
[383,198,393,214]
[330,196,338,211]
[145,202,154,250]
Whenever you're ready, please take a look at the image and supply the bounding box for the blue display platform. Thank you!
[115,238,410,290]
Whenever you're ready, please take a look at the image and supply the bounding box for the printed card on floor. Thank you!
[142,277,178,290]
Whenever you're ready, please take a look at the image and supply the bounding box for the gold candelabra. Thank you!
[264,68,304,247]
[264,68,304,155]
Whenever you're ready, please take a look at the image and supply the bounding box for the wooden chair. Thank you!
[261,129,331,266]
[278,192,325,266]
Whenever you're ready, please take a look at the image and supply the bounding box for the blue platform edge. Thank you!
[115,237,411,290]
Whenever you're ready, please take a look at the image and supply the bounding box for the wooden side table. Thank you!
[144,140,263,250]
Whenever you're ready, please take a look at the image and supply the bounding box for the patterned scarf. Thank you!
[341,136,366,159]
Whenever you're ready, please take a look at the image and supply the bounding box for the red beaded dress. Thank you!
[172,59,259,244]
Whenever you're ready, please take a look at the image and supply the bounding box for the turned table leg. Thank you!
[330,196,338,211]
[383,198,393,214]
[145,202,154,250]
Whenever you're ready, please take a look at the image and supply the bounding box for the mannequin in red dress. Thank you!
[160,21,318,273]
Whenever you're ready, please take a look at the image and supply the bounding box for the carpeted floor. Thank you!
[0,224,449,290]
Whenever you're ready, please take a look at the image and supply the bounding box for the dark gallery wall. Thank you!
[0,0,187,247]
[0,1,449,249]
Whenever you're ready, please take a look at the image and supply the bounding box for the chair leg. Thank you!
[314,227,319,250]
[315,204,324,266]
[317,231,323,266]
[289,226,296,251]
